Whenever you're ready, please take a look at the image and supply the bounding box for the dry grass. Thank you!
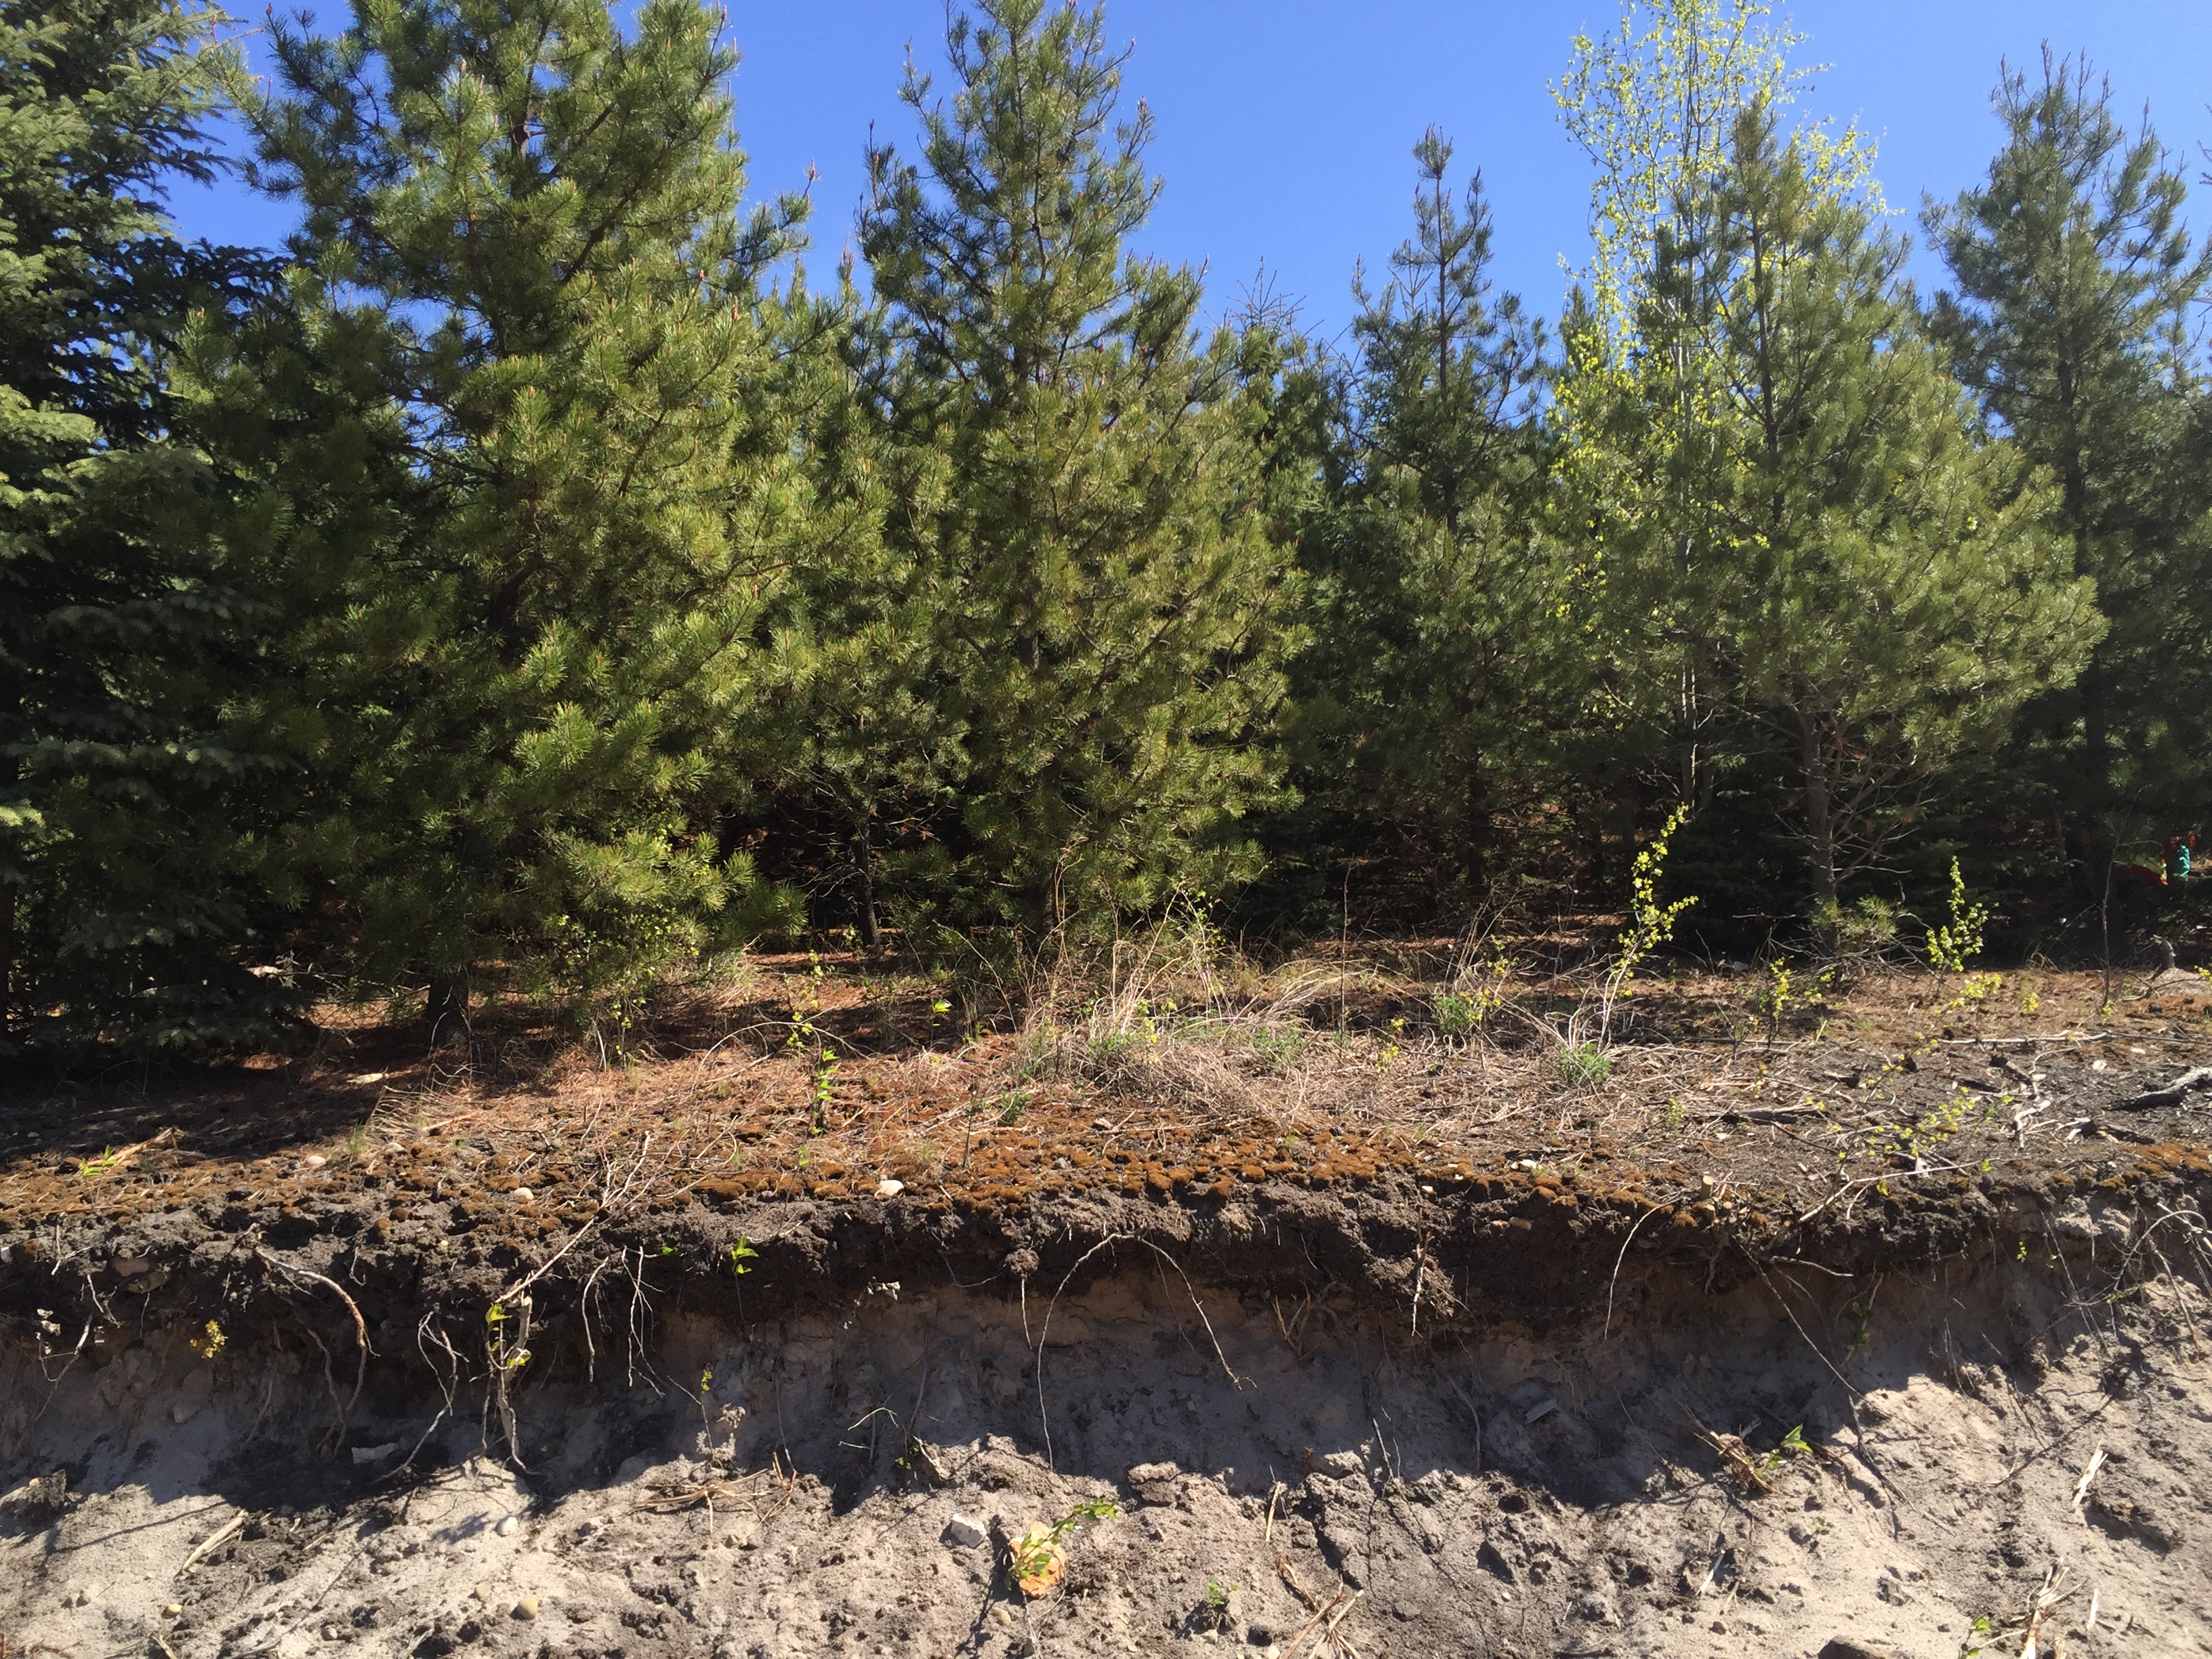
[3,922,2207,1243]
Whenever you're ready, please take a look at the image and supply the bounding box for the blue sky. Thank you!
[176,1,2212,340]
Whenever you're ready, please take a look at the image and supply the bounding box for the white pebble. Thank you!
[945,1513,987,1548]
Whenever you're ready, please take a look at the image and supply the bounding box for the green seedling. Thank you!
[1008,1496,1120,1596]
[729,1237,757,1275]
[1597,804,1698,1044]
[1760,1425,1811,1473]
[486,1300,531,1371]
[1925,857,1990,974]
[1559,1042,1612,1088]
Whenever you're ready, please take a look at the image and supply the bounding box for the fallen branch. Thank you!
[1689,1418,1772,1494]
[2019,1563,2074,1658]
[1276,1553,1322,1612]
[179,1510,248,1576]
[2070,1443,2106,1521]
[1280,1583,1363,1659]
[2116,1067,2212,1113]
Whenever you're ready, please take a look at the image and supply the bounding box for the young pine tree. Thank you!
[1552,0,1884,817]
[237,0,817,1029]
[1926,52,2212,884]
[1286,129,1561,909]
[859,0,1296,935]
[0,0,299,1052]
[1654,106,2102,907]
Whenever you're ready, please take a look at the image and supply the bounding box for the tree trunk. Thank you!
[0,751,14,1044]
[2076,659,2111,901]
[1795,693,1838,907]
[0,880,12,1047]
[854,817,881,953]
[1461,751,1489,897]
[425,969,470,1048]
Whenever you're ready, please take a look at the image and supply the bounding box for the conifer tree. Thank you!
[1286,129,1560,907]
[0,0,298,1052]
[858,0,1296,934]
[1552,0,1885,814]
[235,0,817,1028]
[1926,52,2211,881]
[1647,106,2102,905]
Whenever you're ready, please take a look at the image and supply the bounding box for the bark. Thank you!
[1462,752,1490,897]
[425,970,471,1048]
[0,882,12,1046]
[855,817,882,953]
[1795,689,1838,906]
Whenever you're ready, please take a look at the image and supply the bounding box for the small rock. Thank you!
[1524,1397,1559,1424]
[1314,1451,1364,1478]
[510,1187,533,1202]
[111,1256,152,1279]
[171,1400,202,1425]
[945,1513,987,1549]
[350,1441,401,1465]
[989,1606,1014,1627]
[494,1514,519,1537]
[164,1603,182,1617]
[512,1597,539,1620]
[875,1178,905,1198]
[472,1583,490,1602]
[302,1154,327,1170]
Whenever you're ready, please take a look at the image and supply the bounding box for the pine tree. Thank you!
[1649,106,2102,906]
[1552,0,1885,816]
[0,0,300,1052]
[741,269,939,953]
[1284,129,1561,910]
[234,0,817,1030]
[858,0,1296,935]
[1926,51,2212,884]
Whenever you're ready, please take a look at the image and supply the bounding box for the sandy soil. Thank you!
[3,959,2211,1658]
[4,1250,2208,1659]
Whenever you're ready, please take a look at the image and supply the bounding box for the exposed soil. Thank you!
[4,958,2212,1658]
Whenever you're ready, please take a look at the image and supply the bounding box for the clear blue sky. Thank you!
[176,1,2212,340]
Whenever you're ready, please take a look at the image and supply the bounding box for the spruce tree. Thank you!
[236,0,816,1028]
[0,0,299,1052]
[1926,52,2211,884]
[858,0,1296,934]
